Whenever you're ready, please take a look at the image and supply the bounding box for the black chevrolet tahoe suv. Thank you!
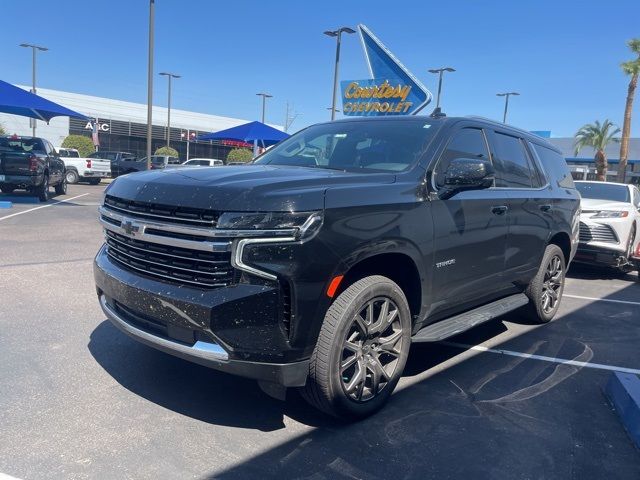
[94,116,580,419]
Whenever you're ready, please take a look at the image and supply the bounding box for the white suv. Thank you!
[574,181,640,272]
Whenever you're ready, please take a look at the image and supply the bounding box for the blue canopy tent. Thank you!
[0,79,88,123]
[198,121,289,157]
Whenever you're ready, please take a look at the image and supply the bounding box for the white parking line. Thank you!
[0,193,90,222]
[564,294,640,307]
[441,341,640,375]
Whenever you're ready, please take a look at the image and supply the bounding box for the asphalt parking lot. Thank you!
[1,183,639,480]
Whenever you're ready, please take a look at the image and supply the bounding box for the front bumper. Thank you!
[573,244,628,267]
[94,245,310,386]
[82,170,110,178]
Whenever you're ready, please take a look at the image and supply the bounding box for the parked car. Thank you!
[573,181,640,273]
[178,158,224,167]
[0,135,67,201]
[94,116,580,419]
[58,148,110,185]
[141,155,182,170]
[88,151,144,178]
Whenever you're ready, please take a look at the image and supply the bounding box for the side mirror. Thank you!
[439,158,495,200]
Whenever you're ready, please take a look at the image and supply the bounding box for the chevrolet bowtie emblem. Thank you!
[121,219,140,236]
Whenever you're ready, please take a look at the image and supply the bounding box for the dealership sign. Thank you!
[341,25,431,116]
[84,120,109,132]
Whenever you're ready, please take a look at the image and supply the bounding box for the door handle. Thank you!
[491,205,508,215]
[539,204,552,212]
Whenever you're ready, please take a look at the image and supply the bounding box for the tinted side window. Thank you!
[435,128,489,188]
[532,144,575,189]
[493,133,533,188]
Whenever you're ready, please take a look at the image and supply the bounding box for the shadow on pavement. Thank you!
[88,283,640,479]
[568,262,637,282]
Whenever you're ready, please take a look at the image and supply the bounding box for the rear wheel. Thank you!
[37,174,49,202]
[301,275,411,419]
[0,186,15,194]
[523,244,566,323]
[65,169,79,184]
[54,176,67,195]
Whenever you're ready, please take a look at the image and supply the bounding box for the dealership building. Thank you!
[0,86,281,160]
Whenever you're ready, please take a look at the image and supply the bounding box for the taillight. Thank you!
[86,159,92,168]
[29,155,38,172]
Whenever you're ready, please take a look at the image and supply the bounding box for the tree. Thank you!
[0,123,5,135]
[226,148,253,163]
[61,134,95,157]
[574,120,620,181]
[154,146,179,158]
[618,38,640,183]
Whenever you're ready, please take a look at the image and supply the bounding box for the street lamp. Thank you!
[159,72,181,147]
[256,93,272,123]
[324,26,355,121]
[146,0,155,169]
[19,43,48,137]
[427,67,455,113]
[496,92,520,123]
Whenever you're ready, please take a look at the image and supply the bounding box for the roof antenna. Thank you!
[430,107,446,118]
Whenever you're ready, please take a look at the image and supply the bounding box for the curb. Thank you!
[0,201,12,209]
[604,371,640,449]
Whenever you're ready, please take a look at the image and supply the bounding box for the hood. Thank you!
[579,197,630,212]
[104,165,396,212]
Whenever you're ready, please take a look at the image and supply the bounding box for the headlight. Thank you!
[592,210,628,218]
[217,211,323,239]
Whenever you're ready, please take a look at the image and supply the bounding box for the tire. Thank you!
[624,224,636,266]
[37,174,49,202]
[88,178,101,185]
[301,275,412,419]
[0,186,15,194]
[523,244,566,323]
[54,176,67,195]
[65,169,79,184]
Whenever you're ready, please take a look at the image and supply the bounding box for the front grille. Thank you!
[104,195,219,228]
[105,229,234,288]
[579,222,618,244]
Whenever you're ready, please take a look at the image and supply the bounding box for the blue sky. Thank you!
[1,0,639,136]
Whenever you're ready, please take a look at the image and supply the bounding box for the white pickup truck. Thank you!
[57,148,111,185]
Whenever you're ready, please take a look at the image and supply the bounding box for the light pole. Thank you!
[146,0,155,170]
[496,92,520,123]
[159,72,180,147]
[324,27,355,121]
[427,67,455,112]
[256,93,272,123]
[19,43,48,137]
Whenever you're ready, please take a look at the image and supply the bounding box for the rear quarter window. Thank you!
[531,143,575,189]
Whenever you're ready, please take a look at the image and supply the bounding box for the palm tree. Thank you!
[574,120,620,181]
[618,38,640,182]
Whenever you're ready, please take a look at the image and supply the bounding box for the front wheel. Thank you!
[301,275,412,419]
[523,244,566,323]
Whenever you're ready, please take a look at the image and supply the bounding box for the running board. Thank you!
[412,293,529,342]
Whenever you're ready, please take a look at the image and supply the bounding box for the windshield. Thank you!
[576,182,630,203]
[254,120,437,172]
